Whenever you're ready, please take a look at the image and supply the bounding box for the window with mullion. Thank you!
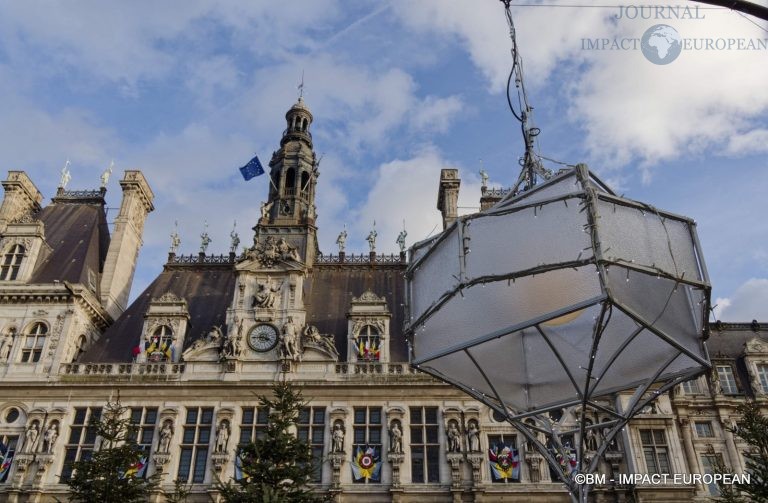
[61,407,101,480]
[297,406,326,483]
[0,244,24,281]
[757,364,768,393]
[128,407,157,477]
[409,407,439,483]
[639,429,670,474]
[700,452,724,495]
[177,407,213,484]
[239,406,268,445]
[352,407,382,484]
[717,365,739,394]
[20,322,47,363]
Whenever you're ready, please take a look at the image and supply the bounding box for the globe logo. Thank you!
[641,24,682,65]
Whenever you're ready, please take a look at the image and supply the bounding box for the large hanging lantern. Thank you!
[406,165,710,417]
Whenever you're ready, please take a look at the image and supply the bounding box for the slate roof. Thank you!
[31,198,110,289]
[304,264,408,361]
[707,321,767,397]
[81,265,235,362]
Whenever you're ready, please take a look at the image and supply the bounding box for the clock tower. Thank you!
[224,97,324,369]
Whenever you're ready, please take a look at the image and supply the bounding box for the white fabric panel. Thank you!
[410,228,461,323]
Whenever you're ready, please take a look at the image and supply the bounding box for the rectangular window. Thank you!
[682,378,701,394]
[61,407,101,481]
[640,429,671,475]
[239,406,269,445]
[488,434,520,483]
[177,407,212,484]
[757,364,768,393]
[701,452,724,495]
[298,406,326,483]
[717,365,739,394]
[409,407,439,483]
[128,407,157,478]
[352,407,382,484]
[694,421,714,438]
[0,434,19,483]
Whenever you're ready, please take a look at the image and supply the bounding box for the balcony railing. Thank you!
[60,362,186,377]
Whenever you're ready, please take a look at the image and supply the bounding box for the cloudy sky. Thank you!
[0,1,766,321]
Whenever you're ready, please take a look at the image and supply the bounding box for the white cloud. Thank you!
[727,128,768,155]
[411,95,465,133]
[714,278,768,321]
[350,146,481,254]
[392,1,768,169]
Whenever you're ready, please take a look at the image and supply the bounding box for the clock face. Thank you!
[248,324,279,352]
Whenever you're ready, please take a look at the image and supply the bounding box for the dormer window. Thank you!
[716,365,739,394]
[0,244,25,280]
[147,325,173,362]
[355,325,381,362]
[21,322,47,363]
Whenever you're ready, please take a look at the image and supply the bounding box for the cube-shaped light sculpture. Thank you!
[406,165,710,416]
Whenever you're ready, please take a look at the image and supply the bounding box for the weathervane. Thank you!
[297,70,305,99]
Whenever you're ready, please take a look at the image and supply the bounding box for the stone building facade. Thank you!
[0,98,762,502]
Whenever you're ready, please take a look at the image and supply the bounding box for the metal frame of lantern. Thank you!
[405,164,711,501]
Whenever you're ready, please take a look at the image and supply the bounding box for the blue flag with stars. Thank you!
[239,155,264,181]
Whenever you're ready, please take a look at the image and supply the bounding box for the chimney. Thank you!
[437,169,461,230]
[0,172,43,233]
[100,171,154,319]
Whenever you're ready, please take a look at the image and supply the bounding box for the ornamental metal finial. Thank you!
[200,221,211,254]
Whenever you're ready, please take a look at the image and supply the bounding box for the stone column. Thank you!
[678,417,705,493]
[720,415,744,472]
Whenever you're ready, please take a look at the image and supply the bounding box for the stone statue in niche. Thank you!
[43,422,59,454]
[467,420,480,452]
[159,420,174,453]
[0,328,13,361]
[390,421,403,454]
[332,421,345,453]
[23,422,40,453]
[215,420,230,453]
[446,420,461,452]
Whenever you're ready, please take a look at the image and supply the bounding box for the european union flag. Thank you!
[239,155,264,181]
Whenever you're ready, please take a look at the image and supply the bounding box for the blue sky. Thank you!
[0,1,766,320]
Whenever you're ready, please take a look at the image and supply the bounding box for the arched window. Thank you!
[302,118,308,131]
[147,325,173,362]
[73,335,87,362]
[21,322,47,363]
[0,244,25,281]
[355,325,381,362]
[300,171,310,198]
[285,168,296,196]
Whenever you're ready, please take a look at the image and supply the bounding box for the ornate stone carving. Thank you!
[446,452,464,489]
[252,280,282,309]
[153,292,182,303]
[352,290,385,303]
[211,452,229,473]
[280,317,301,361]
[302,324,338,358]
[246,236,300,267]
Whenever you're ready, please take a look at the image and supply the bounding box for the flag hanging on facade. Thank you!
[488,442,520,481]
[0,440,16,483]
[351,445,382,482]
[239,155,265,181]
